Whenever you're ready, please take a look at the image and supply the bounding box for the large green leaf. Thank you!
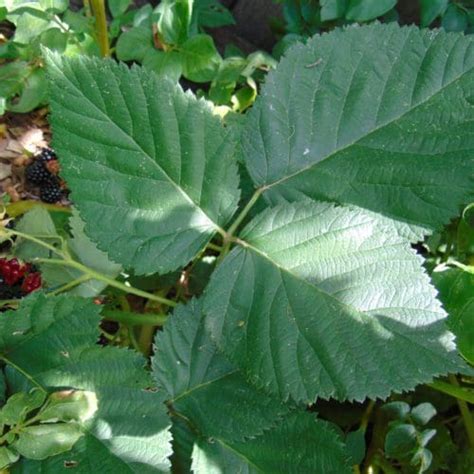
[243,24,474,240]
[152,299,292,442]
[1,294,172,472]
[153,299,350,472]
[204,201,463,403]
[46,52,240,274]
[345,0,396,21]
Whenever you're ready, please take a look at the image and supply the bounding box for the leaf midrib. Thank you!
[263,54,474,190]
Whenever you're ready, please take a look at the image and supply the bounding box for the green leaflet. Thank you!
[1,294,172,472]
[152,299,292,443]
[153,299,350,472]
[204,201,464,403]
[190,411,351,473]
[243,24,474,240]
[45,52,240,274]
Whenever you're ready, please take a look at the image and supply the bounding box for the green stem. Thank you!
[0,356,47,394]
[102,309,168,326]
[207,242,223,252]
[219,187,264,260]
[227,188,264,237]
[5,229,62,257]
[448,374,474,449]
[372,454,398,474]
[90,0,110,57]
[48,275,91,295]
[36,258,177,307]
[429,379,474,403]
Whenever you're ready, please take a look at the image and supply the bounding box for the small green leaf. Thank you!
[0,61,29,98]
[142,49,183,82]
[37,390,98,423]
[115,25,153,62]
[13,11,51,44]
[411,403,437,426]
[346,0,396,21]
[321,0,347,22]
[345,429,366,465]
[155,0,193,46]
[412,447,433,472]
[38,28,68,52]
[39,0,68,13]
[13,423,83,460]
[0,389,46,426]
[382,402,411,420]
[108,0,131,18]
[432,268,474,364]
[420,0,448,27]
[180,34,221,83]
[385,424,418,458]
[442,4,468,32]
[0,446,19,469]
[194,0,235,28]
[7,67,47,113]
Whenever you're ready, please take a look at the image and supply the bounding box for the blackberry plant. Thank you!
[0,23,473,471]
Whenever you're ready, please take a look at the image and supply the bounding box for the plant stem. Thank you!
[227,187,264,237]
[0,356,47,394]
[448,374,474,449]
[5,229,62,257]
[90,0,110,57]
[207,242,223,252]
[36,258,177,307]
[429,378,474,403]
[48,275,91,295]
[219,187,265,260]
[102,309,168,326]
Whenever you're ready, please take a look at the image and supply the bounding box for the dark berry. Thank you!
[0,284,24,300]
[40,180,62,203]
[21,272,42,294]
[38,148,56,162]
[25,160,52,185]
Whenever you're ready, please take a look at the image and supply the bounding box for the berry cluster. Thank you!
[0,258,42,299]
[25,148,63,204]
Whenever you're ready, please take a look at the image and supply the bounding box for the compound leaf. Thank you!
[204,201,463,402]
[46,52,240,274]
[243,24,474,240]
[1,294,172,472]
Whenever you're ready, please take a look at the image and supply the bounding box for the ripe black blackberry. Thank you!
[0,282,24,299]
[25,160,51,184]
[40,179,62,203]
[38,148,56,162]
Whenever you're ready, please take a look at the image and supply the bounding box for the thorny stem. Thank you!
[448,374,474,449]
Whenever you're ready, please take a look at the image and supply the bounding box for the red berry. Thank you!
[21,272,42,294]
[0,258,29,286]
